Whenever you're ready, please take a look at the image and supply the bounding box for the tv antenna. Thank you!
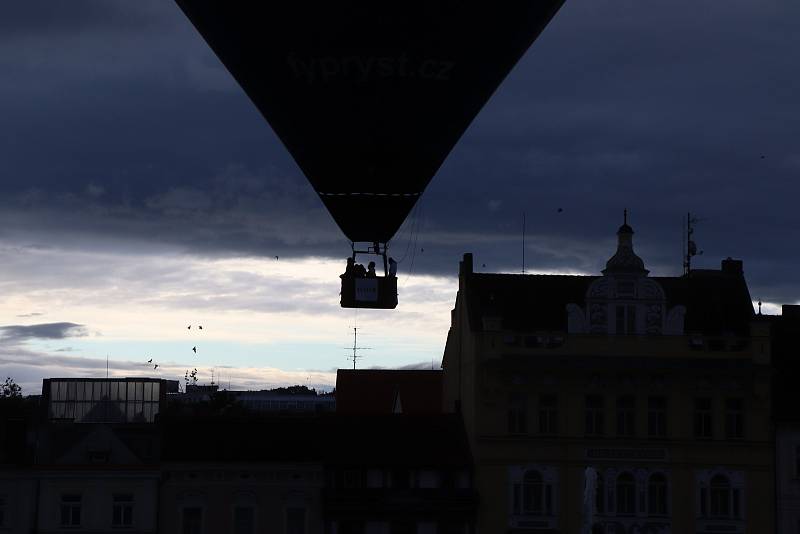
[344,326,372,369]
[522,211,526,274]
[683,212,704,276]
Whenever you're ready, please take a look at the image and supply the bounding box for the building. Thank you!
[33,378,166,534]
[0,396,38,534]
[442,221,774,533]
[335,369,442,414]
[177,384,336,413]
[159,412,477,534]
[773,304,800,534]
[159,415,327,534]
[323,414,477,534]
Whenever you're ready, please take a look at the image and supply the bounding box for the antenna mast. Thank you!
[683,212,702,276]
[522,212,526,274]
[345,326,372,369]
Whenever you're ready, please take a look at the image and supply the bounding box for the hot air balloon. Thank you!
[175,1,565,308]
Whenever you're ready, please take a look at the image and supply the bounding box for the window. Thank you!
[585,396,605,436]
[233,507,254,534]
[710,475,731,518]
[648,397,667,438]
[595,473,605,515]
[725,398,744,439]
[538,395,558,434]
[182,507,202,534]
[512,470,553,517]
[616,473,636,516]
[366,469,385,488]
[615,304,637,334]
[693,398,713,439]
[507,393,527,435]
[286,508,305,534]
[523,470,544,515]
[795,445,800,478]
[647,474,668,516]
[343,469,363,488]
[60,494,82,528]
[112,493,133,528]
[616,396,635,437]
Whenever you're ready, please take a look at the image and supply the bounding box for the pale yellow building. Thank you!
[442,221,774,534]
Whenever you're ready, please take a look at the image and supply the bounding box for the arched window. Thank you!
[522,470,544,514]
[710,475,731,517]
[616,473,635,516]
[647,473,667,516]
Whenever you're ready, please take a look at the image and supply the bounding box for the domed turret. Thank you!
[602,210,648,275]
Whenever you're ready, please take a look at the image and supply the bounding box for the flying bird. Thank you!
[557,208,563,213]
[153,364,159,370]
[187,325,191,330]
[198,325,203,330]
[147,358,152,364]
[275,256,279,260]
[192,346,197,353]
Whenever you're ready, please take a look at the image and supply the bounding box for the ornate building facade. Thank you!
[442,221,774,533]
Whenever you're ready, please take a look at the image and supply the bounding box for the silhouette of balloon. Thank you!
[175,1,565,244]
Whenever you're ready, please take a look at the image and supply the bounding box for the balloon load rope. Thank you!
[392,201,422,265]
[400,200,426,289]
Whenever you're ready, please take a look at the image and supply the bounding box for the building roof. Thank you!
[159,413,471,467]
[462,258,754,336]
[335,369,442,415]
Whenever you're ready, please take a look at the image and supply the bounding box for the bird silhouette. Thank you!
[153,364,159,370]
[557,208,563,213]
[275,256,279,260]
[198,325,203,330]
[760,155,766,159]
[187,325,191,330]
[147,358,152,364]
[192,346,197,353]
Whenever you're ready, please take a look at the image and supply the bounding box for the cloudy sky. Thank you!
[2,0,798,395]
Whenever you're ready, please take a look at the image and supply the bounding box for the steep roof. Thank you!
[463,263,754,336]
[335,370,442,415]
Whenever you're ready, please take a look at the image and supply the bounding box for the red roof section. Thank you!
[335,370,442,415]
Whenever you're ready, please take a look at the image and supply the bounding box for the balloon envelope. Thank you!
[175,1,565,243]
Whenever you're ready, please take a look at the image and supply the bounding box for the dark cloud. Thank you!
[0,322,88,343]
[0,0,799,305]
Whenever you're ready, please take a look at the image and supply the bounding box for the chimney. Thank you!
[460,253,473,276]
[721,257,743,275]
[459,253,473,291]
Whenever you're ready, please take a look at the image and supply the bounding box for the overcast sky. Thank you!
[2,0,798,394]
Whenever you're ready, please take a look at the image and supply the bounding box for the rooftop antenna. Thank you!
[522,211,526,274]
[210,368,215,386]
[683,212,704,276]
[344,323,372,370]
